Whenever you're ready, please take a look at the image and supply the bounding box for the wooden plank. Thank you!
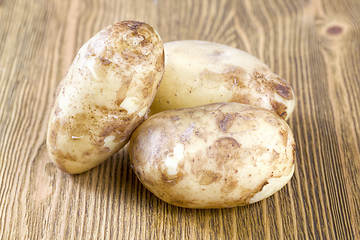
[0,0,359,239]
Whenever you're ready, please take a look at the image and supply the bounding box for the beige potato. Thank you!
[150,40,295,120]
[130,102,296,209]
[46,21,164,174]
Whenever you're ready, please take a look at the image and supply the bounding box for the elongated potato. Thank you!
[130,102,295,209]
[46,21,164,174]
[150,40,295,120]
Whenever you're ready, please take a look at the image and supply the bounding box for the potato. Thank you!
[150,40,295,120]
[46,21,165,174]
[130,102,295,209]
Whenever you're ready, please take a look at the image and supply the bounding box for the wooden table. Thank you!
[1,0,359,239]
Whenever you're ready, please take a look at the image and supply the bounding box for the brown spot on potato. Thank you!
[70,113,89,137]
[253,145,269,157]
[142,72,155,88]
[105,117,140,143]
[155,146,188,187]
[155,50,165,72]
[100,122,119,138]
[189,151,205,174]
[196,170,222,185]
[270,99,288,119]
[207,137,242,168]
[259,181,269,192]
[162,173,185,186]
[50,113,90,144]
[93,138,107,153]
[221,177,238,193]
[217,137,241,148]
[217,113,234,132]
[274,80,293,100]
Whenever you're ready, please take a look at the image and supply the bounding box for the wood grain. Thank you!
[0,0,359,239]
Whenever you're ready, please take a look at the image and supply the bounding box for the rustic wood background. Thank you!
[0,0,359,239]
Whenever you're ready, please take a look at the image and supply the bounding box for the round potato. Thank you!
[46,21,165,174]
[130,102,296,209]
[150,40,295,120]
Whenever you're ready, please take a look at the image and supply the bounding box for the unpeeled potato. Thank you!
[46,21,164,174]
[130,102,295,209]
[150,40,295,120]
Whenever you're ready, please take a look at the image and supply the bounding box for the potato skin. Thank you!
[46,21,164,174]
[130,102,295,209]
[150,40,295,120]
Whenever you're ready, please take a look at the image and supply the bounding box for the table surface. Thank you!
[1,0,359,239]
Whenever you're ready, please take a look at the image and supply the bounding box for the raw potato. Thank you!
[46,21,165,174]
[150,40,295,120]
[130,102,296,209]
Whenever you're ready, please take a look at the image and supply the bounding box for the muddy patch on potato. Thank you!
[207,137,242,168]
[221,176,239,193]
[155,51,165,72]
[270,100,288,119]
[161,171,186,186]
[274,79,293,100]
[217,112,234,132]
[196,170,222,185]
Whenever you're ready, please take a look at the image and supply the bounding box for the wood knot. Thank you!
[326,26,343,36]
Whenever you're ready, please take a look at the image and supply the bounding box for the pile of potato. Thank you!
[47,21,296,209]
